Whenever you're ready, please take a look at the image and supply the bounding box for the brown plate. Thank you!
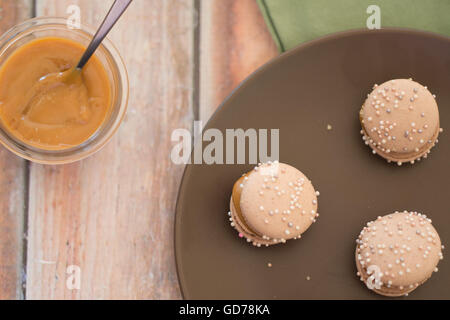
[175,29,450,299]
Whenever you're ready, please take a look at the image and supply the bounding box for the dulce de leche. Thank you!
[0,37,111,150]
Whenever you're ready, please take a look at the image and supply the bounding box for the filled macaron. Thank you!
[355,211,444,297]
[360,79,442,165]
[228,161,319,247]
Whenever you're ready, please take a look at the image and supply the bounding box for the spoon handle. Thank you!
[77,0,132,69]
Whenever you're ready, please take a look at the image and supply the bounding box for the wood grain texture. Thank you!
[0,0,32,300]
[26,0,194,299]
[199,0,278,122]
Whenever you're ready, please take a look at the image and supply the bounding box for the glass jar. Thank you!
[0,17,128,164]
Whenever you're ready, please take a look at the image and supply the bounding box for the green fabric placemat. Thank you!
[257,0,450,52]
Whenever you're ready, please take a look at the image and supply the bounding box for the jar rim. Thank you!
[0,17,129,164]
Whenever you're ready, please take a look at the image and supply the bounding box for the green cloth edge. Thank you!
[256,0,285,52]
[256,0,450,53]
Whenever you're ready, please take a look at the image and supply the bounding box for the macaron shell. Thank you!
[239,163,318,241]
[356,211,443,296]
[355,251,419,297]
[229,198,275,247]
[360,79,440,163]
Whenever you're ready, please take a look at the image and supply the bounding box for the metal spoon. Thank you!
[22,0,132,116]
[77,0,132,70]
[65,0,132,82]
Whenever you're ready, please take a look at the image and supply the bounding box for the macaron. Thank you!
[228,161,319,247]
[359,79,442,165]
[355,211,444,297]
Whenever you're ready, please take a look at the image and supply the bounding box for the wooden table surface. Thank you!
[0,0,277,299]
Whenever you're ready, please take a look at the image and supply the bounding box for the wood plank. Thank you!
[199,0,278,122]
[27,0,193,299]
[0,0,32,300]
